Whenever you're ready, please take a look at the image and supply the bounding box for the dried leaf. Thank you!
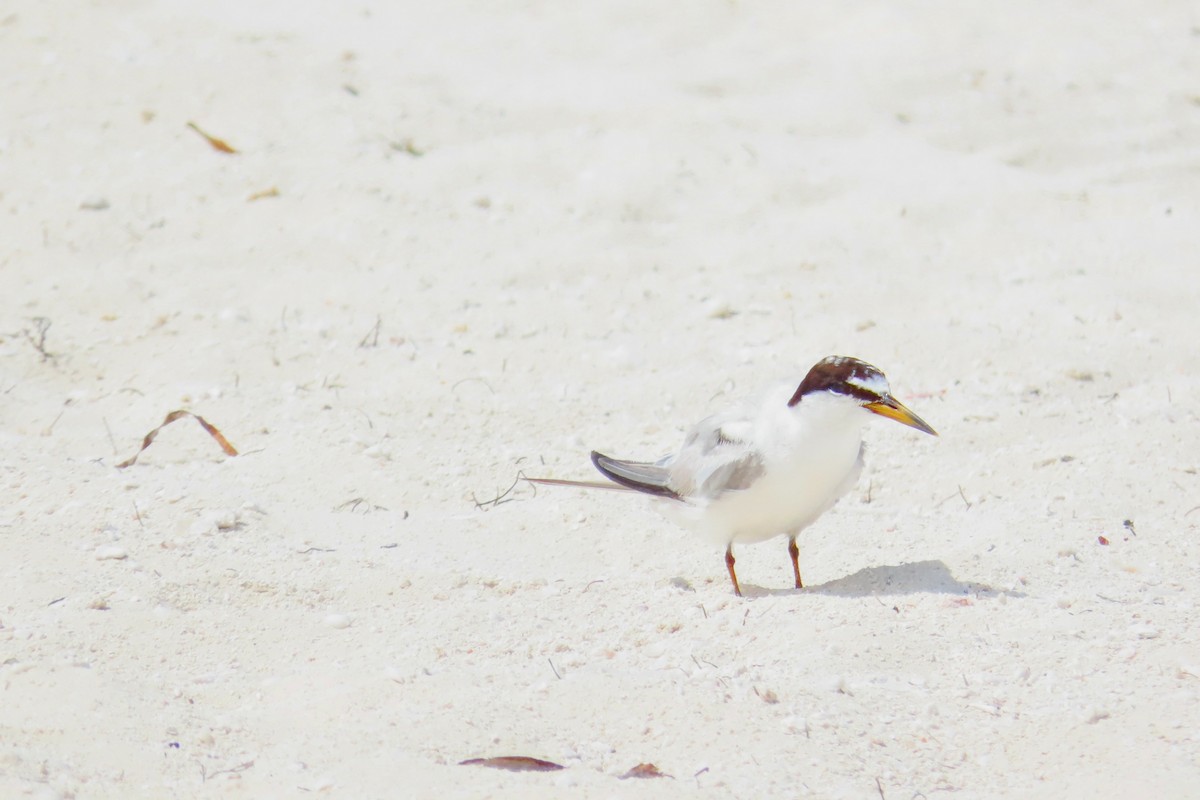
[247,186,279,202]
[117,410,238,468]
[459,756,564,772]
[186,121,238,154]
[620,763,671,779]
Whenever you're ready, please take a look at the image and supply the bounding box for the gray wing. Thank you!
[664,412,765,500]
[592,396,772,502]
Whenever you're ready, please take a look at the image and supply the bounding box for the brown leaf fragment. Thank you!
[247,186,279,202]
[620,763,671,780]
[459,756,564,772]
[116,410,238,468]
[186,121,238,154]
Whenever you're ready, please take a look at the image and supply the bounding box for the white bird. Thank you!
[530,356,937,596]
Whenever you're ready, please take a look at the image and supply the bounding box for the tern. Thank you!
[530,356,937,596]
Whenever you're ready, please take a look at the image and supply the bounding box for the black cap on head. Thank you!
[788,356,887,407]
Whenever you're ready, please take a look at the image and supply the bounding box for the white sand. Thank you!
[3,1,1199,796]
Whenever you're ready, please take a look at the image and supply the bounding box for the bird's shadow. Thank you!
[744,560,1020,599]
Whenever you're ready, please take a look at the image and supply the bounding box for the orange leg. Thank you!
[788,537,803,589]
[725,545,742,596]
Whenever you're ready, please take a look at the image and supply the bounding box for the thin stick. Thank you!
[358,316,381,348]
[471,471,528,510]
[23,317,54,361]
[186,121,237,154]
[103,418,119,455]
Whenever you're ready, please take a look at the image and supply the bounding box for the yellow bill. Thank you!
[865,397,938,436]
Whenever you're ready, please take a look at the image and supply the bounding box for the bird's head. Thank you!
[788,356,938,436]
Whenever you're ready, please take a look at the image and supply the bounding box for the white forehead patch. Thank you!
[845,370,890,397]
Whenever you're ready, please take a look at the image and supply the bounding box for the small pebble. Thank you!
[642,641,666,658]
[324,613,352,629]
[705,301,737,320]
[95,545,128,560]
[782,715,808,734]
[363,444,392,460]
[212,510,240,530]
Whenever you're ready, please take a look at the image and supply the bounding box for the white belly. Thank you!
[661,433,864,546]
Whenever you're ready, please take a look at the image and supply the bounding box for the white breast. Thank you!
[661,390,868,546]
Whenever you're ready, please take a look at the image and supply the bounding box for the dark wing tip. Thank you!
[590,450,679,499]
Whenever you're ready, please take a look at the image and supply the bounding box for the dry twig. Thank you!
[186,121,238,154]
[23,317,55,361]
[199,760,254,782]
[359,316,382,348]
[471,471,528,511]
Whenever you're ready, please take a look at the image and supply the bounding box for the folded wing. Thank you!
[590,451,680,499]
[591,409,768,503]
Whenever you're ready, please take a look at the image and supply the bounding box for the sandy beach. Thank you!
[3,1,1199,797]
